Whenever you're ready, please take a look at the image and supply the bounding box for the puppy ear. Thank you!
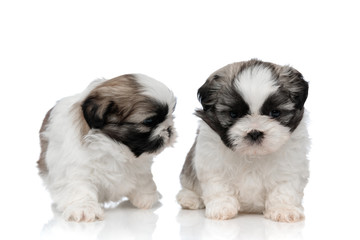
[196,74,231,141]
[81,96,117,129]
[279,66,309,110]
[197,74,223,111]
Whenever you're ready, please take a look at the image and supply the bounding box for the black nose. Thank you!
[167,127,172,137]
[247,130,264,142]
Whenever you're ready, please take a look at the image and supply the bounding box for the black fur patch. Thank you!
[82,96,106,129]
[261,91,294,126]
[261,64,309,132]
[102,102,169,157]
[196,76,250,149]
[104,123,165,157]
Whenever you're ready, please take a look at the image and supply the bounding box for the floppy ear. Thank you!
[197,74,223,111]
[196,74,230,140]
[279,66,309,110]
[81,96,117,129]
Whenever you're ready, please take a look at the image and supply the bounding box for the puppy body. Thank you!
[39,74,176,222]
[177,60,309,222]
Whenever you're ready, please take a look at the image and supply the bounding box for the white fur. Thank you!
[135,73,176,110]
[41,77,176,222]
[234,66,278,114]
[178,114,309,222]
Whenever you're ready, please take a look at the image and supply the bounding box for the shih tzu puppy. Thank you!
[38,74,177,222]
[176,59,309,222]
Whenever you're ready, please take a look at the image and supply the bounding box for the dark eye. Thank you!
[143,117,155,126]
[230,111,238,119]
[269,110,281,118]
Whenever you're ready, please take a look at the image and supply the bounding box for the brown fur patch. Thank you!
[70,102,90,140]
[37,108,53,176]
[180,137,201,192]
[81,74,157,128]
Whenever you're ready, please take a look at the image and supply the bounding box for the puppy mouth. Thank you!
[152,125,176,144]
[155,126,173,140]
[230,131,274,156]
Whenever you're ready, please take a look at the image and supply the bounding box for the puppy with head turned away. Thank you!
[177,59,309,222]
[38,74,177,222]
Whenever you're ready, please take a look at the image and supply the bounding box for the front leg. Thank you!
[127,173,160,209]
[201,179,240,220]
[53,181,104,222]
[264,182,305,223]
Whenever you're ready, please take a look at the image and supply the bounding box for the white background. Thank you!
[1,0,360,239]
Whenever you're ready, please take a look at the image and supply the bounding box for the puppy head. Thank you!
[196,59,308,155]
[81,74,176,157]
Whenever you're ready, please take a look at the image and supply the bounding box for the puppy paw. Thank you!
[129,191,160,209]
[205,197,240,220]
[264,207,304,223]
[176,188,205,210]
[63,203,104,222]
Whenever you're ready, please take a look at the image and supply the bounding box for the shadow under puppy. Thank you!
[38,74,177,222]
[177,59,309,223]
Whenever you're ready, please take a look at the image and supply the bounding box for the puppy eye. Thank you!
[143,117,155,126]
[269,110,281,118]
[230,111,238,119]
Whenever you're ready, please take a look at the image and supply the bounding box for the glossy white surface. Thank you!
[1,0,360,239]
[40,201,306,240]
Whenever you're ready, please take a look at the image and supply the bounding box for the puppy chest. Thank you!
[234,171,267,211]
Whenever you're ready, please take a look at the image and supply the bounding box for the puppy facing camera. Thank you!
[177,59,310,222]
[38,74,177,222]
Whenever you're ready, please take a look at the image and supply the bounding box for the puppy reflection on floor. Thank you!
[38,74,177,222]
[177,59,310,222]
[177,209,304,240]
[41,201,159,239]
